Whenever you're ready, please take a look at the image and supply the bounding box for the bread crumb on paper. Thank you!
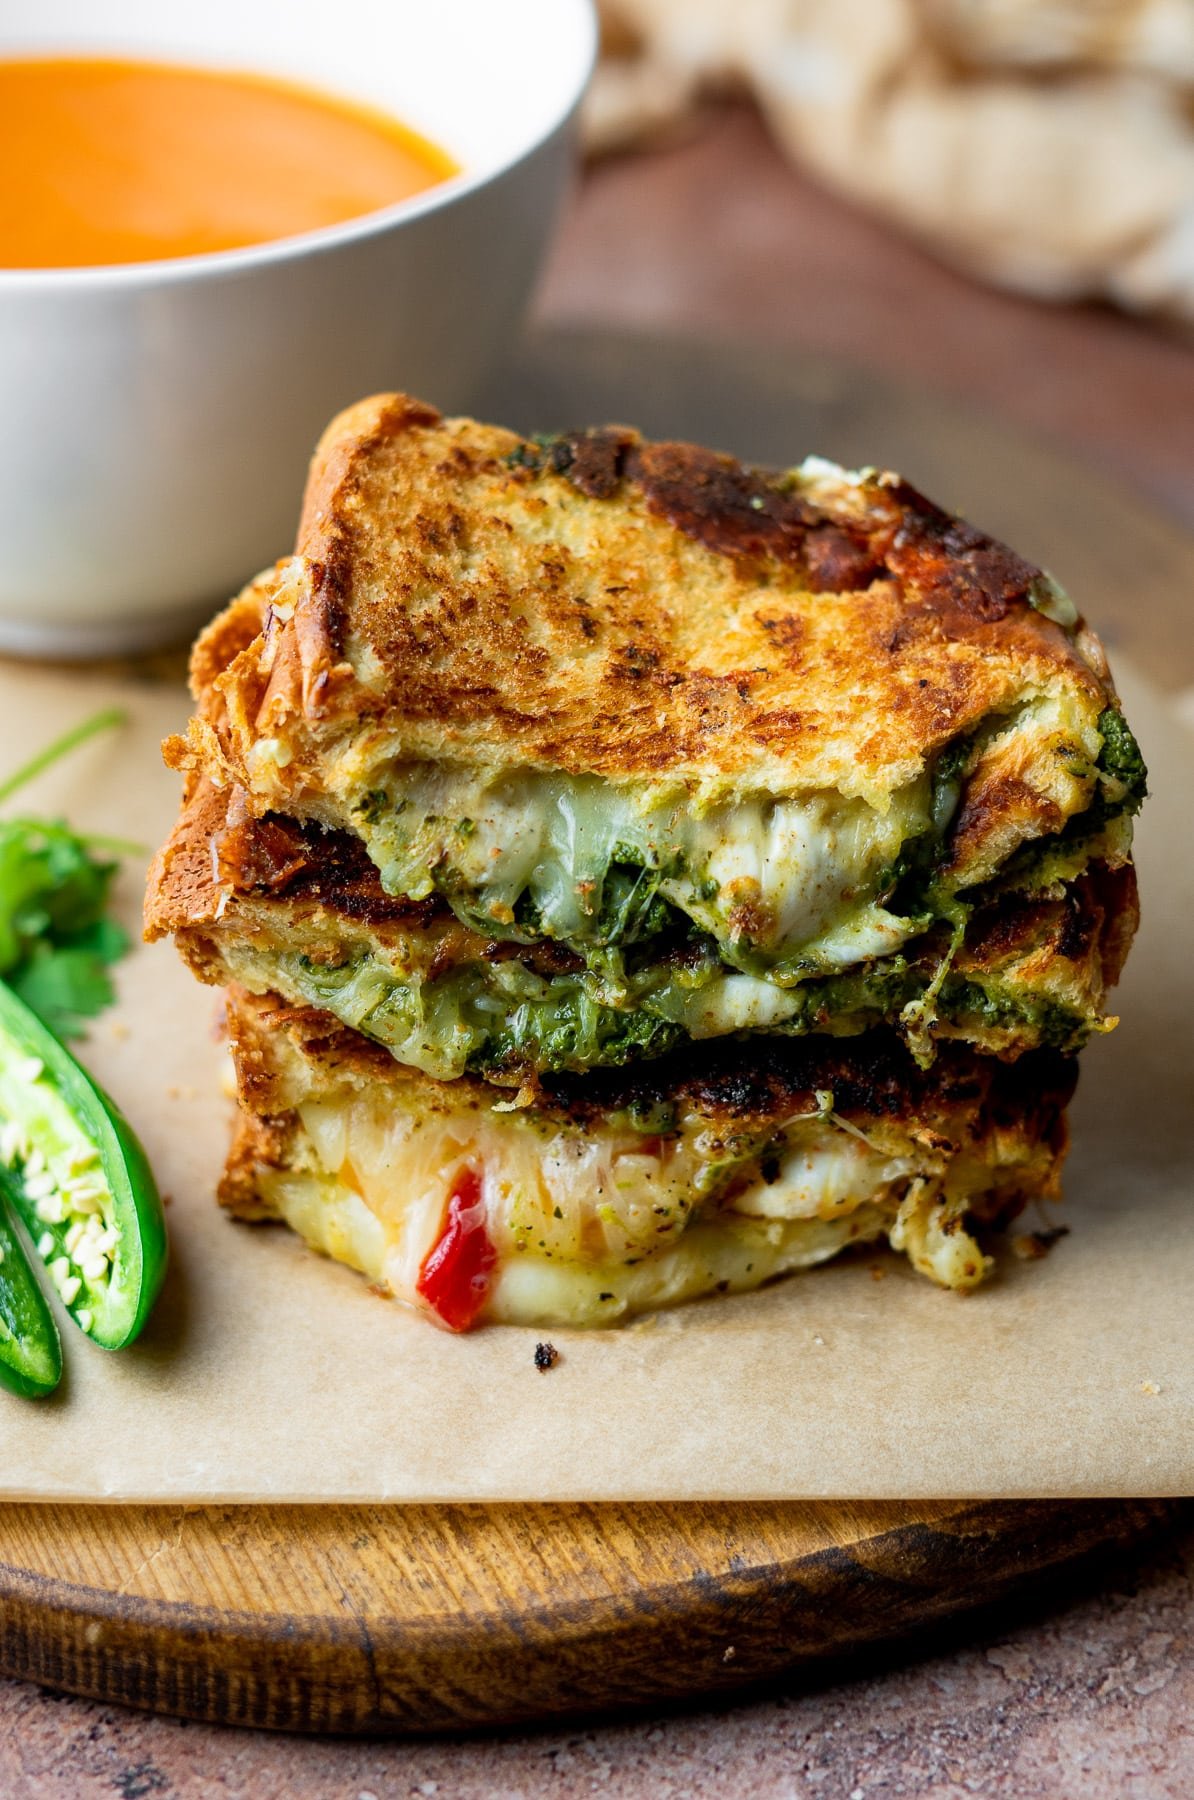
[1012,1227,1070,1260]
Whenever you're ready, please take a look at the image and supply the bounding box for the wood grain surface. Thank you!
[0,1500,1179,1734]
[1,329,1189,1736]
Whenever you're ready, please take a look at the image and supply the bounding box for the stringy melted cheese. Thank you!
[348,765,932,973]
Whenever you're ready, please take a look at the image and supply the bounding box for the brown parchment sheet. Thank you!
[0,658,1188,1502]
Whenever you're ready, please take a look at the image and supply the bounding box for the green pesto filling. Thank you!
[279,942,1092,1083]
[995,707,1147,896]
[277,710,1140,1078]
[350,710,1142,986]
[351,765,937,983]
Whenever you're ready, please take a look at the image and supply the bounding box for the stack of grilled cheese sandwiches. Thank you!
[145,395,1144,1328]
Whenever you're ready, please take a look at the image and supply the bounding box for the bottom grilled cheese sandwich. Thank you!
[222,988,1076,1328]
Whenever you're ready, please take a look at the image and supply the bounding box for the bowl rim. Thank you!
[0,0,597,293]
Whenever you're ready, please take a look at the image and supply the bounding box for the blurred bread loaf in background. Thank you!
[590,0,1194,322]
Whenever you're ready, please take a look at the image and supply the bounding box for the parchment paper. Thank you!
[0,659,1188,1501]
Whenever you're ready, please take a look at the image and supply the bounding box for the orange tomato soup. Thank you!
[0,56,457,269]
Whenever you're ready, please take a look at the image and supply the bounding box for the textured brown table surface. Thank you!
[4,104,1193,1797]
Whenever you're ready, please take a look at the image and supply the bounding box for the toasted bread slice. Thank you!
[176,394,1115,820]
[221,986,1077,1327]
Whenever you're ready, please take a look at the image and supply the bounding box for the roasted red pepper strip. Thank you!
[416,1167,496,1331]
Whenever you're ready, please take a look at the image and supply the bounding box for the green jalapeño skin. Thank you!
[0,1192,62,1398]
[0,982,166,1381]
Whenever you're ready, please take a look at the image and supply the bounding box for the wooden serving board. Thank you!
[0,1499,1180,1733]
[1,330,1191,1733]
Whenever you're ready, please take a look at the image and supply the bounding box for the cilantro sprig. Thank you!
[0,709,134,1040]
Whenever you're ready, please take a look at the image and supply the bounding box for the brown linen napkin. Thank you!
[591,0,1194,322]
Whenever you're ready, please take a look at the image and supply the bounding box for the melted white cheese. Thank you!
[730,1137,920,1221]
[355,764,930,971]
[258,1087,1005,1326]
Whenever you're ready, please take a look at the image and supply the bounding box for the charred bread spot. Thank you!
[217,810,436,927]
[435,443,489,483]
[217,814,312,893]
[482,938,587,977]
[883,495,1042,625]
[879,613,944,658]
[959,893,1061,966]
[756,614,807,658]
[548,427,638,500]
[1057,887,1099,963]
[628,441,816,566]
[408,506,468,555]
[536,1030,1076,1134]
[745,707,805,748]
[803,524,886,593]
[613,642,662,681]
[946,774,1065,878]
[620,443,906,593]
[299,394,443,662]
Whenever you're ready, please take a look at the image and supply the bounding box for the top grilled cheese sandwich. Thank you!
[154,395,1143,1086]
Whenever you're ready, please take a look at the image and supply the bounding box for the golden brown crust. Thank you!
[227,984,404,1106]
[168,396,1113,818]
[217,1102,288,1220]
[144,780,226,943]
[298,392,444,585]
[947,861,1138,1034]
[144,776,435,944]
[189,577,272,703]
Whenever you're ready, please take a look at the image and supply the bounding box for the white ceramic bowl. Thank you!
[0,0,596,656]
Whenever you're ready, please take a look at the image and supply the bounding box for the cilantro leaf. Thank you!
[0,821,127,1035]
[0,819,119,958]
[61,915,130,965]
[8,947,121,1041]
[0,710,134,1040]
